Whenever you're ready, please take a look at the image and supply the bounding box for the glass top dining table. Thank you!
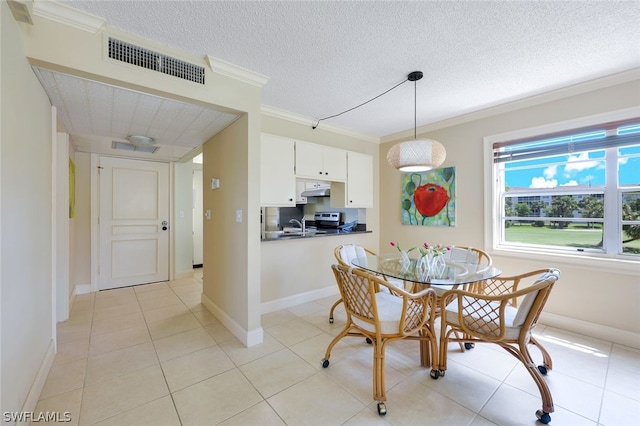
[351,253,502,286]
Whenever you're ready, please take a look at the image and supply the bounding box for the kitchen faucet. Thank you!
[289,218,306,232]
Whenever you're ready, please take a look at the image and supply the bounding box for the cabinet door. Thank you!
[295,140,324,179]
[261,134,295,206]
[346,151,373,208]
[295,180,307,204]
[322,146,347,181]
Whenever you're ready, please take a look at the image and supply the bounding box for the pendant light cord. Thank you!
[414,77,417,139]
[312,78,409,130]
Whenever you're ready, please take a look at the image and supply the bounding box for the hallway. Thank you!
[35,270,639,425]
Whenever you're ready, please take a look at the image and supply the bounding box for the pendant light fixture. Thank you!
[386,71,446,172]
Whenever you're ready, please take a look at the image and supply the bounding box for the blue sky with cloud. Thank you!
[506,145,639,190]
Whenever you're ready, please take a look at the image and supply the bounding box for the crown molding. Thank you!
[381,68,640,143]
[261,105,380,144]
[32,0,105,33]
[205,55,269,88]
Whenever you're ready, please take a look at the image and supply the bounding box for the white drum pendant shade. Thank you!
[387,138,446,172]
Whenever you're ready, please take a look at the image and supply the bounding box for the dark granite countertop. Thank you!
[261,228,371,241]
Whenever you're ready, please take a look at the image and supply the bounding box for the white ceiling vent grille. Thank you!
[108,38,205,85]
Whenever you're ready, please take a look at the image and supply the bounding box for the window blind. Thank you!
[493,120,640,164]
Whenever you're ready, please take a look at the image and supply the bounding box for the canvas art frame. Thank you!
[401,167,456,227]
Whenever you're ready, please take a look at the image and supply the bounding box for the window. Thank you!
[486,113,640,260]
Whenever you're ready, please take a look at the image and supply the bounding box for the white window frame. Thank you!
[483,106,640,274]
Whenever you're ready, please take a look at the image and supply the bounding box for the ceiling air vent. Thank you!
[108,38,205,85]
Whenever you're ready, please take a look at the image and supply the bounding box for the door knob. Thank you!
[162,220,168,231]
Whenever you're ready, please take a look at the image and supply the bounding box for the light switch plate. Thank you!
[235,210,242,222]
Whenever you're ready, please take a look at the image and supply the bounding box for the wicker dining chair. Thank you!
[329,244,377,323]
[437,246,493,293]
[322,264,439,416]
[330,244,405,323]
[439,268,560,424]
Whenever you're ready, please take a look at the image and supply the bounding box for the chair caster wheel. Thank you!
[439,369,446,377]
[536,409,551,424]
[464,342,475,350]
[366,338,372,344]
[322,359,329,368]
[329,318,334,323]
[538,365,548,375]
[429,369,440,379]
[377,402,387,416]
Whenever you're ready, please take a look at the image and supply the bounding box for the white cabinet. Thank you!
[260,134,296,206]
[295,141,347,181]
[295,180,307,204]
[331,151,373,208]
[346,151,373,207]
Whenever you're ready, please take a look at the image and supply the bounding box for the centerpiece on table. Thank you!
[417,243,450,275]
[390,242,416,271]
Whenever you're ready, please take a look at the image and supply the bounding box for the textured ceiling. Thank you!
[61,0,640,140]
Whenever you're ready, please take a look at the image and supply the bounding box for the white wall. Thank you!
[1,1,55,415]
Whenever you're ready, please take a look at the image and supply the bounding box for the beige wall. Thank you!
[379,78,640,347]
[73,152,92,289]
[24,14,265,345]
[1,1,55,414]
[173,161,195,278]
[259,114,381,309]
[202,113,264,342]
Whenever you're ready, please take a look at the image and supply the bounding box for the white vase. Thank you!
[431,255,446,277]
[417,255,429,272]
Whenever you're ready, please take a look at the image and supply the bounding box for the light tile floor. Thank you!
[36,270,640,425]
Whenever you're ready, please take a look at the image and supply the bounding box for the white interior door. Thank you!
[192,169,203,266]
[99,157,169,290]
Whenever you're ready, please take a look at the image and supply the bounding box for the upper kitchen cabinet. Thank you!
[261,134,296,206]
[295,140,347,181]
[331,151,373,208]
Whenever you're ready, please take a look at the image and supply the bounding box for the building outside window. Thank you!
[487,116,640,259]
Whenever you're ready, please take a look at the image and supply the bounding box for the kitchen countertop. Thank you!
[261,228,371,241]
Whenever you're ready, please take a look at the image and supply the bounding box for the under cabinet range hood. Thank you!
[300,187,331,197]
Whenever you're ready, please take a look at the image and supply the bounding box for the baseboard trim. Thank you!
[75,283,91,295]
[540,312,640,350]
[261,285,340,315]
[201,293,264,347]
[18,339,56,425]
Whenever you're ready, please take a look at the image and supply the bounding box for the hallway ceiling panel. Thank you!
[33,67,240,162]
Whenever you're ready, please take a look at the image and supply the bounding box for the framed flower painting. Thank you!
[401,167,456,226]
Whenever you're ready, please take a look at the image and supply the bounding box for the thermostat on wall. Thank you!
[210,178,220,189]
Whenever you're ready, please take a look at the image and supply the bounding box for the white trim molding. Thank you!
[261,285,340,315]
[32,0,106,33]
[540,312,640,350]
[201,293,264,347]
[17,339,56,426]
[205,55,269,88]
[261,105,380,144]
